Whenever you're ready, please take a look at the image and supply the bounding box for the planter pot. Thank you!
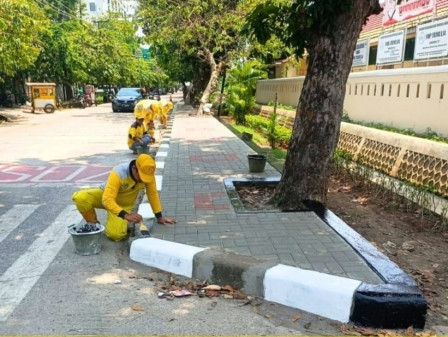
[68,224,105,256]
[247,154,267,173]
[242,132,253,141]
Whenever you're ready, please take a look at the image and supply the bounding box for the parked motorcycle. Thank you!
[69,93,87,109]
[107,91,115,102]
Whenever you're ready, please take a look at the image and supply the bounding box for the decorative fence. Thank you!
[257,106,448,200]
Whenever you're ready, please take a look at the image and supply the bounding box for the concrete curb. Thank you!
[128,106,427,328]
[130,237,361,323]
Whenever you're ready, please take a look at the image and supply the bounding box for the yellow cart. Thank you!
[25,82,57,113]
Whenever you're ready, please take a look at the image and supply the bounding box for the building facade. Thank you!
[82,0,137,21]
[353,0,448,71]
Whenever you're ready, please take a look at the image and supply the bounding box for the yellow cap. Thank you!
[136,154,156,183]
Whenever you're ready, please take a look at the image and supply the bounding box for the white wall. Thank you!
[255,65,448,137]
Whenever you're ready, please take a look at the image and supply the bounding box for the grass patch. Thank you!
[217,116,287,172]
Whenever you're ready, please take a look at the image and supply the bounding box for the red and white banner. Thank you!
[383,0,435,26]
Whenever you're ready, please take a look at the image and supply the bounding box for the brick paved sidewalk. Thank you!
[151,102,382,285]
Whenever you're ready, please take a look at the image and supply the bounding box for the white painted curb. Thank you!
[264,264,362,323]
[130,238,205,278]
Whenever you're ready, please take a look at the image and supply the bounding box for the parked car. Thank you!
[112,88,142,112]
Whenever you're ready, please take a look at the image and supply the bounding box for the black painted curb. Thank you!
[223,177,428,329]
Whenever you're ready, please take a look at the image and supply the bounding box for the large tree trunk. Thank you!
[190,63,210,107]
[196,48,223,116]
[273,0,381,210]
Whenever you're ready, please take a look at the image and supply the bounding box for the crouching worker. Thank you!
[128,111,152,154]
[72,154,177,241]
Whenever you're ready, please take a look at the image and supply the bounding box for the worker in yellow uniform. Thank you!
[72,154,177,241]
[160,100,174,127]
[128,110,153,153]
[135,99,158,134]
[148,99,163,128]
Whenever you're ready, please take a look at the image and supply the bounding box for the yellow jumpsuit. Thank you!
[160,101,173,127]
[72,160,162,241]
[149,101,163,127]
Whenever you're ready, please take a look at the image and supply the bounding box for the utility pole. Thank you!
[217,67,227,118]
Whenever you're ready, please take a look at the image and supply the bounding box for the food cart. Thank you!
[25,82,57,113]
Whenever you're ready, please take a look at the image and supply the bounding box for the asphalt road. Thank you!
[0,99,342,335]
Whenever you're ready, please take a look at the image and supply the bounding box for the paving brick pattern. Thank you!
[152,104,383,285]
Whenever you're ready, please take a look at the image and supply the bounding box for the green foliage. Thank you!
[0,0,49,79]
[267,100,296,111]
[245,114,291,147]
[225,59,267,124]
[243,0,354,57]
[266,105,278,148]
[246,115,269,131]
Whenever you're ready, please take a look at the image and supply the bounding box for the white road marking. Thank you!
[0,205,82,322]
[0,205,40,244]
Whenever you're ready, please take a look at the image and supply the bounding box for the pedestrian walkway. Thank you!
[130,102,427,328]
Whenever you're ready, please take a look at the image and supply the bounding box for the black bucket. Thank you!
[247,154,267,173]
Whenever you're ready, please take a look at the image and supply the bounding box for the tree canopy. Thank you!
[245,0,382,208]
[0,0,48,80]
[138,0,258,113]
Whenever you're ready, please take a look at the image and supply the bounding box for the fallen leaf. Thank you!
[222,285,235,292]
[404,326,414,336]
[232,289,247,299]
[340,324,353,335]
[265,313,274,318]
[358,327,376,336]
[203,284,221,290]
[206,289,220,297]
[170,290,192,297]
[291,314,301,322]
[131,304,144,311]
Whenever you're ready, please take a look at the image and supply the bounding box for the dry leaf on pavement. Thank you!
[222,285,235,292]
[202,284,221,290]
[205,289,220,297]
[131,304,144,311]
[232,289,247,299]
[291,314,301,322]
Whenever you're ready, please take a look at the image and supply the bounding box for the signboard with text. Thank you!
[376,30,405,64]
[352,39,370,67]
[382,0,435,26]
[414,18,448,60]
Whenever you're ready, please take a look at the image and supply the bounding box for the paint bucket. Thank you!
[247,154,267,173]
[68,224,105,256]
